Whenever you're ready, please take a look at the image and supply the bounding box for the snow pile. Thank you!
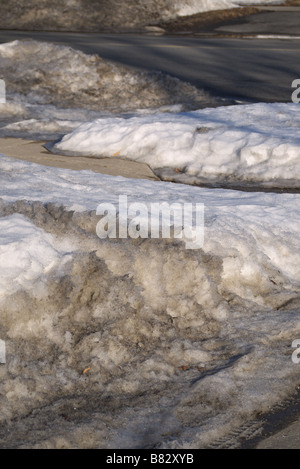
[1,153,300,302]
[0,40,215,128]
[0,0,285,31]
[49,102,300,189]
[0,154,299,448]
[174,0,284,17]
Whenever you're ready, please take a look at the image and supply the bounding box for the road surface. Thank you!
[0,30,299,103]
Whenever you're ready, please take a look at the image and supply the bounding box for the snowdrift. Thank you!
[0,154,299,448]
[0,40,222,140]
[49,102,300,190]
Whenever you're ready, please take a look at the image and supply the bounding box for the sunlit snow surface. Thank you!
[0,154,299,448]
[49,102,300,190]
[174,0,284,17]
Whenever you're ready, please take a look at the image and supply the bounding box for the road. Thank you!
[217,6,300,36]
[0,30,299,103]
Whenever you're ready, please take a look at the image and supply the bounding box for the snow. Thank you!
[0,39,224,141]
[255,35,300,39]
[1,153,298,297]
[0,214,71,298]
[0,151,299,448]
[0,0,286,31]
[0,39,217,134]
[0,27,299,449]
[49,102,300,189]
[174,0,284,17]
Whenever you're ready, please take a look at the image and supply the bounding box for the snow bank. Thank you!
[49,102,300,189]
[0,1,285,31]
[0,39,216,126]
[1,151,299,307]
[0,40,221,140]
[0,153,299,448]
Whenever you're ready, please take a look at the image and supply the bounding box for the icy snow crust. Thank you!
[50,102,300,190]
[0,1,284,31]
[0,154,299,448]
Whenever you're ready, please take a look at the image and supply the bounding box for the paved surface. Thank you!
[0,30,300,103]
[217,7,300,35]
[257,419,300,449]
[0,138,159,181]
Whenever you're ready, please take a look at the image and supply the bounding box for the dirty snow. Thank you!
[0,39,218,135]
[0,153,299,448]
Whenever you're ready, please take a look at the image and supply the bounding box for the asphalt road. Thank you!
[217,6,300,36]
[0,29,299,103]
